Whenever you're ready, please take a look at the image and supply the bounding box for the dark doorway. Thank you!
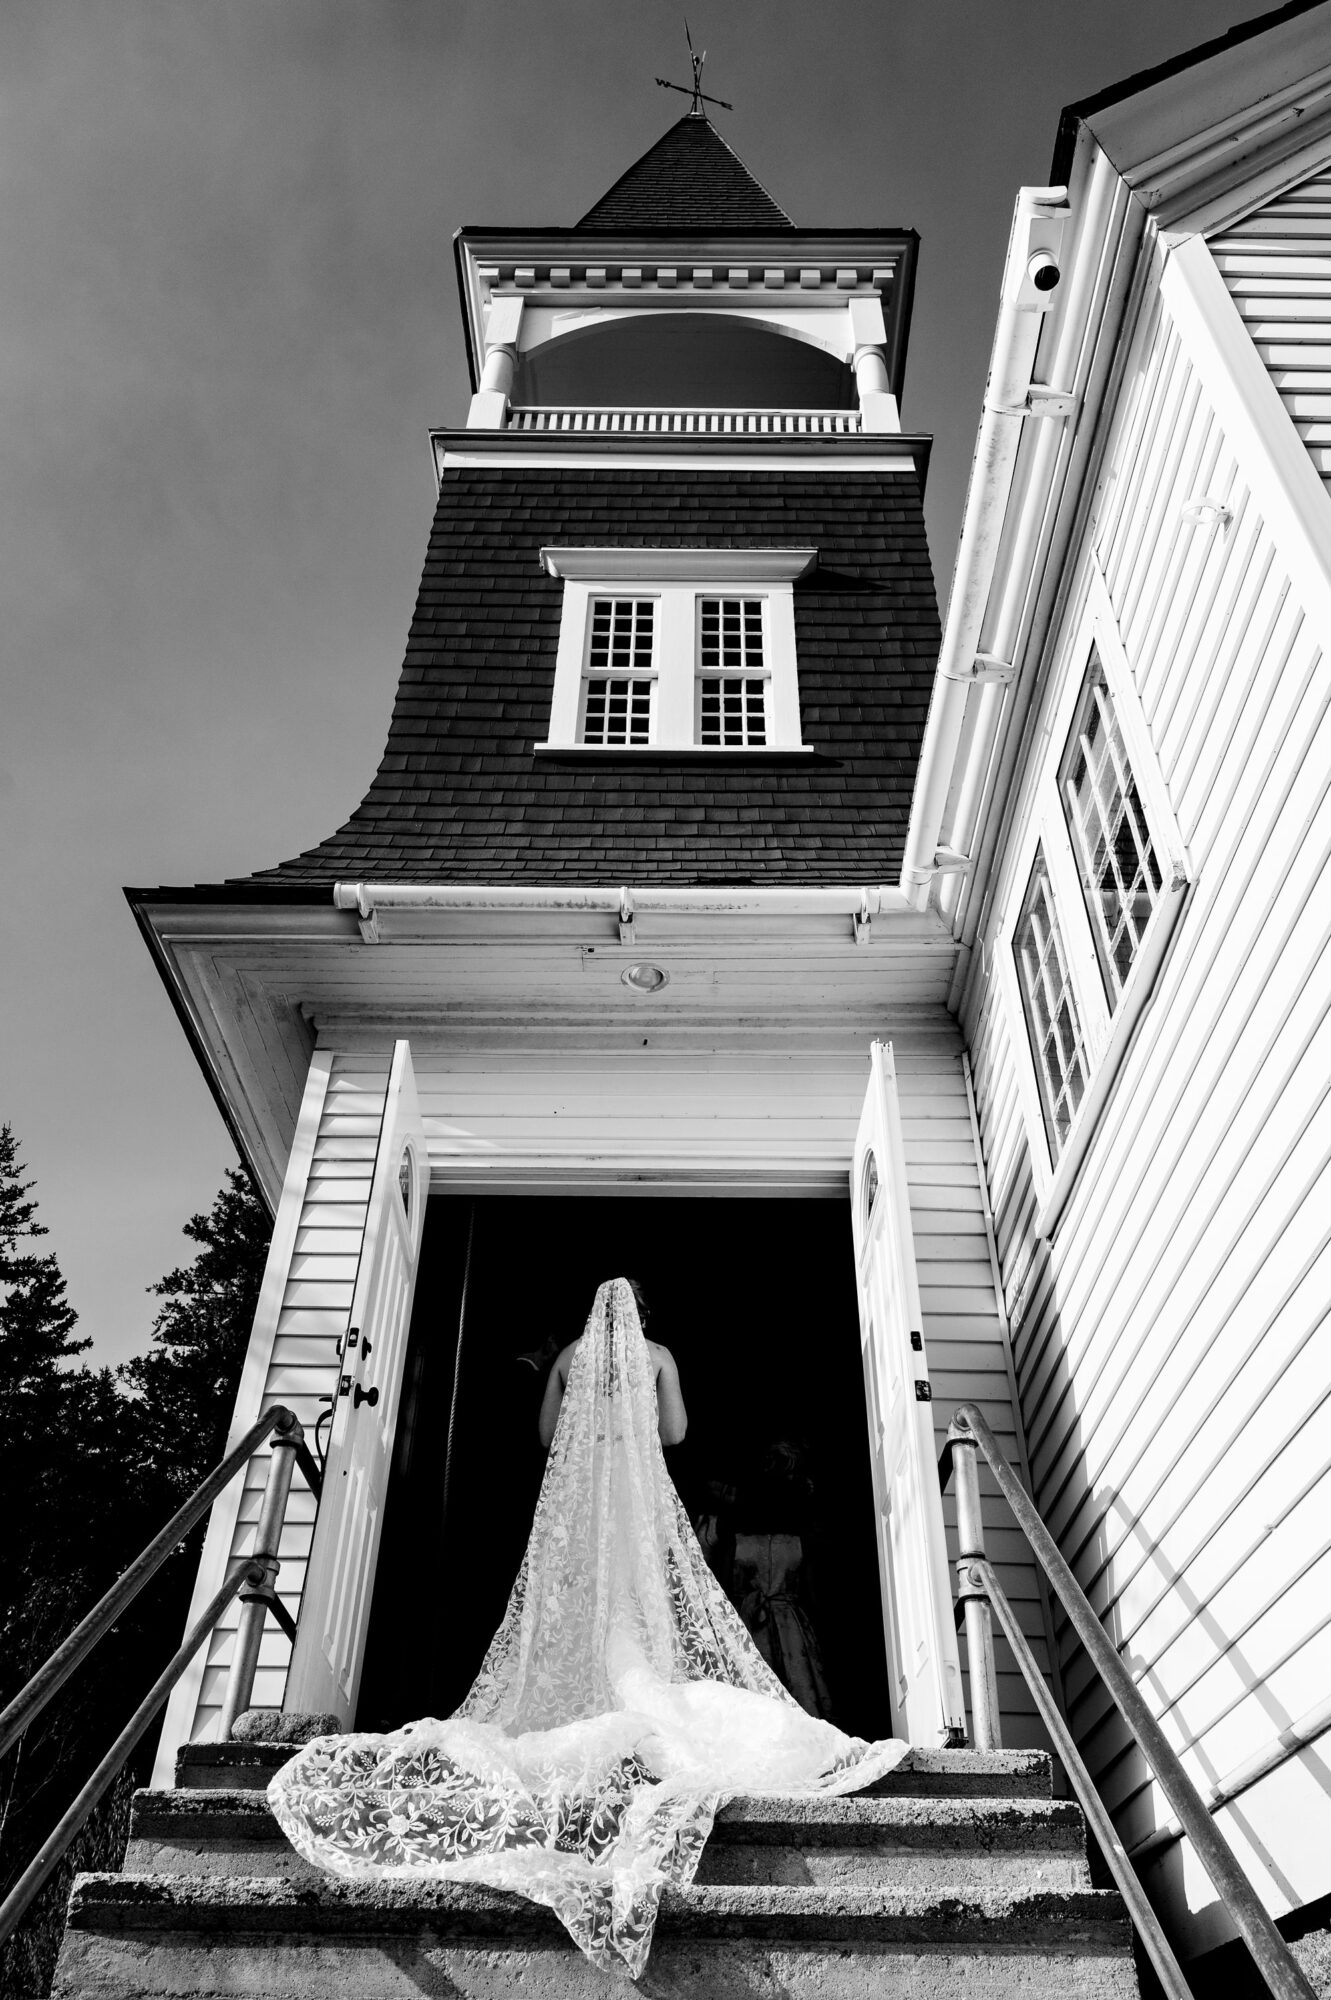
[358,1194,889,1740]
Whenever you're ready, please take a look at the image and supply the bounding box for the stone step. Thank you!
[129,1787,1091,1892]
[175,1739,1054,1798]
[55,1872,1138,2000]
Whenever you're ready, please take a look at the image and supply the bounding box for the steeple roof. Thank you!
[579,113,794,232]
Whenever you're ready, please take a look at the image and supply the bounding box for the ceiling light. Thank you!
[621,963,669,993]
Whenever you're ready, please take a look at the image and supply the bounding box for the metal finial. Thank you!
[655,20,732,115]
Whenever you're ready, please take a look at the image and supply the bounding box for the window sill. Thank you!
[531,742,818,764]
[1034,877,1190,1242]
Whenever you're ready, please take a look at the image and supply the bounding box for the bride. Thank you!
[268,1277,907,1978]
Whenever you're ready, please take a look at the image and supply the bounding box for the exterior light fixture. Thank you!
[621,963,669,993]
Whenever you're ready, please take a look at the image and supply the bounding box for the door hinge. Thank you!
[910,1330,923,1352]
[914,1380,933,1402]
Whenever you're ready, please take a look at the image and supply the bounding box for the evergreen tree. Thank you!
[118,1169,270,1503]
[0,1123,89,1464]
[0,1147,269,1998]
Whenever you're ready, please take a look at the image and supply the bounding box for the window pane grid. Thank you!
[699,597,766,745]
[582,677,653,745]
[1014,850,1090,1158]
[699,676,767,746]
[582,598,655,744]
[1060,656,1163,1002]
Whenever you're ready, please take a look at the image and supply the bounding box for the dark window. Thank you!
[1059,653,1163,1003]
[1014,848,1090,1159]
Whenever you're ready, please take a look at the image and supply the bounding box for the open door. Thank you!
[286,1041,430,1724]
[851,1040,965,1746]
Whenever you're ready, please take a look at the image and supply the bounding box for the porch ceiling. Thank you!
[128,895,960,1207]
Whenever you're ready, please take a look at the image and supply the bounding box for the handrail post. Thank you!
[949,1413,1002,1750]
[216,1411,303,1739]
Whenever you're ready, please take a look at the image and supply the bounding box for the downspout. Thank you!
[900,187,1070,910]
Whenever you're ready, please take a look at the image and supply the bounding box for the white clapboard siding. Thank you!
[152,1052,388,1782]
[965,273,1331,1946]
[1212,168,1331,492]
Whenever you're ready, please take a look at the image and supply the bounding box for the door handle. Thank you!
[353,1383,380,1410]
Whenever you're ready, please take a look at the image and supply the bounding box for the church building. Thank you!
[121,5,1331,1986]
[134,87,1044,1783]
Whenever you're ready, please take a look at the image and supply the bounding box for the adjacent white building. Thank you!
[917,1,1331,1969]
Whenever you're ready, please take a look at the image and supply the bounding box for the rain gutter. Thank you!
[332,881,912,945]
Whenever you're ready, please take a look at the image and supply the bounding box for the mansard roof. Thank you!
[232,464,937,890]
[578,113,793,232]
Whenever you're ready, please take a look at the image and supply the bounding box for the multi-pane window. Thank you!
[698,596,768,746]
[1059,654,1163,1003]
[1014,847,1091,1159]
[580,598,655,745]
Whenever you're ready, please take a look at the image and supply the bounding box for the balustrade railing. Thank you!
[506,406,861,436]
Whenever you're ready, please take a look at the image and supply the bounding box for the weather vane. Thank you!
[656,22,732,115]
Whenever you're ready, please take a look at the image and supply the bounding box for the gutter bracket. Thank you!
[943,652,1017,687]
[618,887,635,946]
[853,891,873,947]
[1024,385,1078,421]
[931,847,972,878]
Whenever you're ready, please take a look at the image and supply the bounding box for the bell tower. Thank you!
[226,104,934,889]
[460,110,911,438]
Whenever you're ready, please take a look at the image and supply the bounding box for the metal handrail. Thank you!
[0,1404,318,1762]
[944,1402,1316,2000]
[0,1402,318,1950]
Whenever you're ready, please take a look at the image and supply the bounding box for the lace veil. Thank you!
[269,1277,907,1976]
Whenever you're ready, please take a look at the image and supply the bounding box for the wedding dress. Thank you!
[268,1277,908,1978]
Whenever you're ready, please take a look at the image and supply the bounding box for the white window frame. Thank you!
[535,547,815,752]
[995,562,1191,1236]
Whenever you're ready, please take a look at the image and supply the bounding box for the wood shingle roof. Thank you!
[578,114,794,232]
[243,466,938,890]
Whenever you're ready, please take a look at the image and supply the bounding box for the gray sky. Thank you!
[4,0,1254,1365]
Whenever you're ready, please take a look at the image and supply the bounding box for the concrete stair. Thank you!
[52,1747,1141,1999]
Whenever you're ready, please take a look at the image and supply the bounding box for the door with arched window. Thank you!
[851,1040,965,1745]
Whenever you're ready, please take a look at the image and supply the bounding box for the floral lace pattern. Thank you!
[269,1278,907,1977]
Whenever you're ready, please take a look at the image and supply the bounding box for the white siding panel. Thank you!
[155,1054,388,1776]
[966,276,1331,1945]
[1214,169,1331,498]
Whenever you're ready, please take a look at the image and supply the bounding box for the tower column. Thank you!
[853,345,900,431]
[849,294,900,434]
[469,297,524,430]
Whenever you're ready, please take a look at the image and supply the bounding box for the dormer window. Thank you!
[538,548,814,753]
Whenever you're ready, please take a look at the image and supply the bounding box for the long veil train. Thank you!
[269,1277,908,1977]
